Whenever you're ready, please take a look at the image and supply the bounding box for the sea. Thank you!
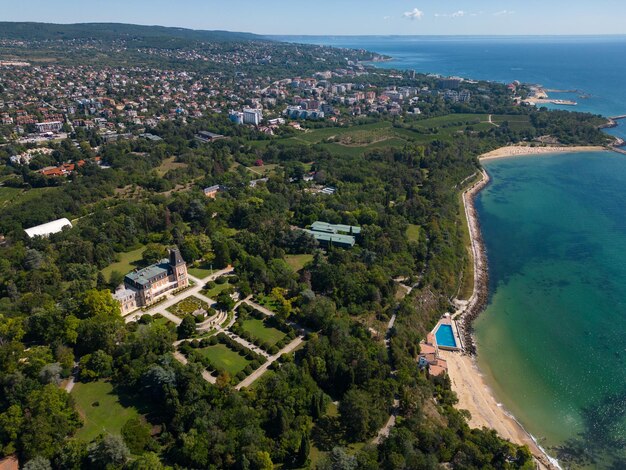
[276,35,626,468]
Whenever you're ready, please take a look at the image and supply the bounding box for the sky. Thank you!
[3,0,626,36]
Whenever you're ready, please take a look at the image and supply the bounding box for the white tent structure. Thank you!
[24,218,72,238]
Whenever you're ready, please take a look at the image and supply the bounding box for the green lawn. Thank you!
[241,318,286,347]
[101,246,145,282]
[285,254,313,272]
[197,343,250,375]
[166,295,209,318]
[188,264,216,279]
[406,224,421,242]
[203,281,232,298]
[71,380,140,442]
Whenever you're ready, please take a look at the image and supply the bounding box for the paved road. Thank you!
[242,299,275,317]
[235,336,304,390]
[372,398,400,444]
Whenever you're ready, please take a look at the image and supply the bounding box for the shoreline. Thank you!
[480,144,608,161]
[449,159,561,470]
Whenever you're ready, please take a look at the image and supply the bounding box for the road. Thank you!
[235,336,304,390]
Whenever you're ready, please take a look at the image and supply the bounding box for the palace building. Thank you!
[113,247,188,315]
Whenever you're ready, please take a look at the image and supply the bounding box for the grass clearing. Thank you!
[101,246,146,282]
[71,380,140,442]
[197,343,250,375]
[285,254,313,272]
[406,224,421,242]
[241,318,286,347]
[156,156,188,176]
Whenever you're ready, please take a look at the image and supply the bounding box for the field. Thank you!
[285,254,313,272]
[167,295,209,318]
[197,343,250,375]
[241,318,286,347]
[101,246,145,281]
[406,224,421,242]
[258,114,523,158]
[0,185,57,208]
[155,156,188,176]
[71,380,140,442]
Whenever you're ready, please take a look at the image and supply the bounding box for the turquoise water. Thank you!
[435,324,456,348]
[477,152,626,468]
[279,35,626,466]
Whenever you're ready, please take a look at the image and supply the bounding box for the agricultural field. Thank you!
[166,295,210,318]
[100,246,145,282]
[71,380,141,442]
[196,343,251,375]
[241,318,286,347]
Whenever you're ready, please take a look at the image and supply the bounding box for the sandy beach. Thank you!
[449,166,561,470]
[480,144,607,161]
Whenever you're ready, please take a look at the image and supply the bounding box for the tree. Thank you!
[39,362,63,385]
[296,433,310,467]
[216,291,235,311]
[126,452,164,470]
[177,315,196,339]
[141,244,167,266]
[20,384,81,460]
[78,350,113,380]
[318,447,357,470]
[54,439,88,470]
[87,434,129,469]
[23,457,52,470]
[78,289,121,319]
[339,388,377,442]
[121,417,152,454]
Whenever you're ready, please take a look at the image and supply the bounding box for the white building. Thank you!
[24,218,72,238]
[243,108,263,126]
[35,121,63,134]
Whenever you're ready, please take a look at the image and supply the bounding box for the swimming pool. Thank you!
[435,324,457,348]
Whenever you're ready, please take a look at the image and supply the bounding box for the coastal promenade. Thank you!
[446,161,560,470]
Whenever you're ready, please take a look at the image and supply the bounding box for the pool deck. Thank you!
[432,316,463,352]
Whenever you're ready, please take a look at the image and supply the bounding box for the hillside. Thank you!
[0,22,265,45]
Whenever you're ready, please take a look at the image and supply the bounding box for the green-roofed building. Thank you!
[309,221,361,236]
[304,229,356,249]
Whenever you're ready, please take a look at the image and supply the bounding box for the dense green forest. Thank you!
[0,105,605,468]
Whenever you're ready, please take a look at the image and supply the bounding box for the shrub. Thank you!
[139,314,153,324]
[215,276,227,285]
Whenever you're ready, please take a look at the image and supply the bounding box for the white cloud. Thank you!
[435,10,467,18]
[383,15,391,21]
[494,10,515,16]
[403,8,424,20]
